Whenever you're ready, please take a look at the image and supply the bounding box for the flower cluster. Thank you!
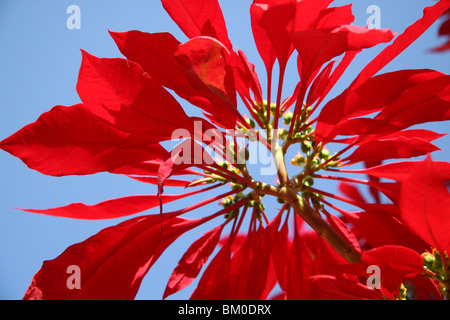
[1,0,449,300]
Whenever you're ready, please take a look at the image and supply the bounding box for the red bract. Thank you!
[1,0,450,300]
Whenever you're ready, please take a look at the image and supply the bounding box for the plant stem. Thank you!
[274,146,361,264]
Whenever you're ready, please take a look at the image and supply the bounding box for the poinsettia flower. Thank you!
[1,0,450,300]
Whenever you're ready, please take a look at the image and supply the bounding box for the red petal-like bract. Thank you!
[343,136,440,164]
[361,245,424,299]
[77,51,193,141]
[285,216,314,299]
[292,25,395,85]
[163,224,224,299]
[18,193,193,220]
[175,36,238,125]
[0,104,159,176]
[351,0,450,88]
[311,275,381,300]
[399,156,450,253]
[23,215,208,300]
[161,0,232,50]
[250,0,276,75]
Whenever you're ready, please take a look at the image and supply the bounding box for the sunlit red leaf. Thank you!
[175,37,239,128]
[18,192,199,220]
[23,215,203,300]
[293,25,395,84]
[164,224,224,299]
[343,136,440,164]
[77,51,193,140]
[361,245,424,299]
[399,156,450,252]
[0,104,157,176]
[250,0,276,75]
[311,275,382,300]
[161,0,232,50]
[351,0,450,88]
[286,216,314,299]
[109,31,214,110]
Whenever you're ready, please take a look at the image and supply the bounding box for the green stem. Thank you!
[274,146,361,264]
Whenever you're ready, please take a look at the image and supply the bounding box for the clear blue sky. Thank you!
[0,0,448,300]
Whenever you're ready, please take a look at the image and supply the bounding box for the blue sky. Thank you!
[0,0,448,300]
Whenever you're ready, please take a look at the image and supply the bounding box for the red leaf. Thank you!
[316,69,444,143]
[351,0,450,88]
[158,139,214,196]
[337,207,429,253]
[190,236,233,299]
[369,75,450,135]
[175,37,239,128]
[338,182,367,204]
[245,222,278,299]
[271,218,291,292]
[0,104,157,176]
[161,0,232,50]
[316,4,355,29]
[258,0,296,69]
[293,25,395,84]
[340,159,450,183]
[18,193,191,220]
[343,136,440,164]
[163,224,224,299]
[311,275,382,300]
[23,215,202,299]
[399,156,450,252]
[286,216,314,299]
[324,212,361,254]
[250,0,276,74]
[109,31,213,111]
[76,51,192,141]
[361,245,424,299]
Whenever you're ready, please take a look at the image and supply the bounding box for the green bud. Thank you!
[246,117,256,129]
[319,148,330,159]
[231,183,243,190]
[302,176,314,188]
[270,103,277,116]
[222,198,233,207]
[432,250,444,272]
[238,148,250,162]
[399,283,407,300]
[278,128,288,140]
[283,111,293,125]
[422,252,435,270]
[301,140,312,154]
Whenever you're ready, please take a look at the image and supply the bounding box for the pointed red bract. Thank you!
[286,216,314,299]
[0,104,158,176]
[175,37,239,128]
[293,25,395,85]
[361,245,424,299]
[77,51,193,141]
[351,0,450,88]
[311,275,382,300]
[23,215,204,300]
[250,0,276,75]
[343,136,440,164]
[19,193,196,220]
[399,156,450,252]
[161,0,232,50]
[164,224,224,299]
[109,31,215,112]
